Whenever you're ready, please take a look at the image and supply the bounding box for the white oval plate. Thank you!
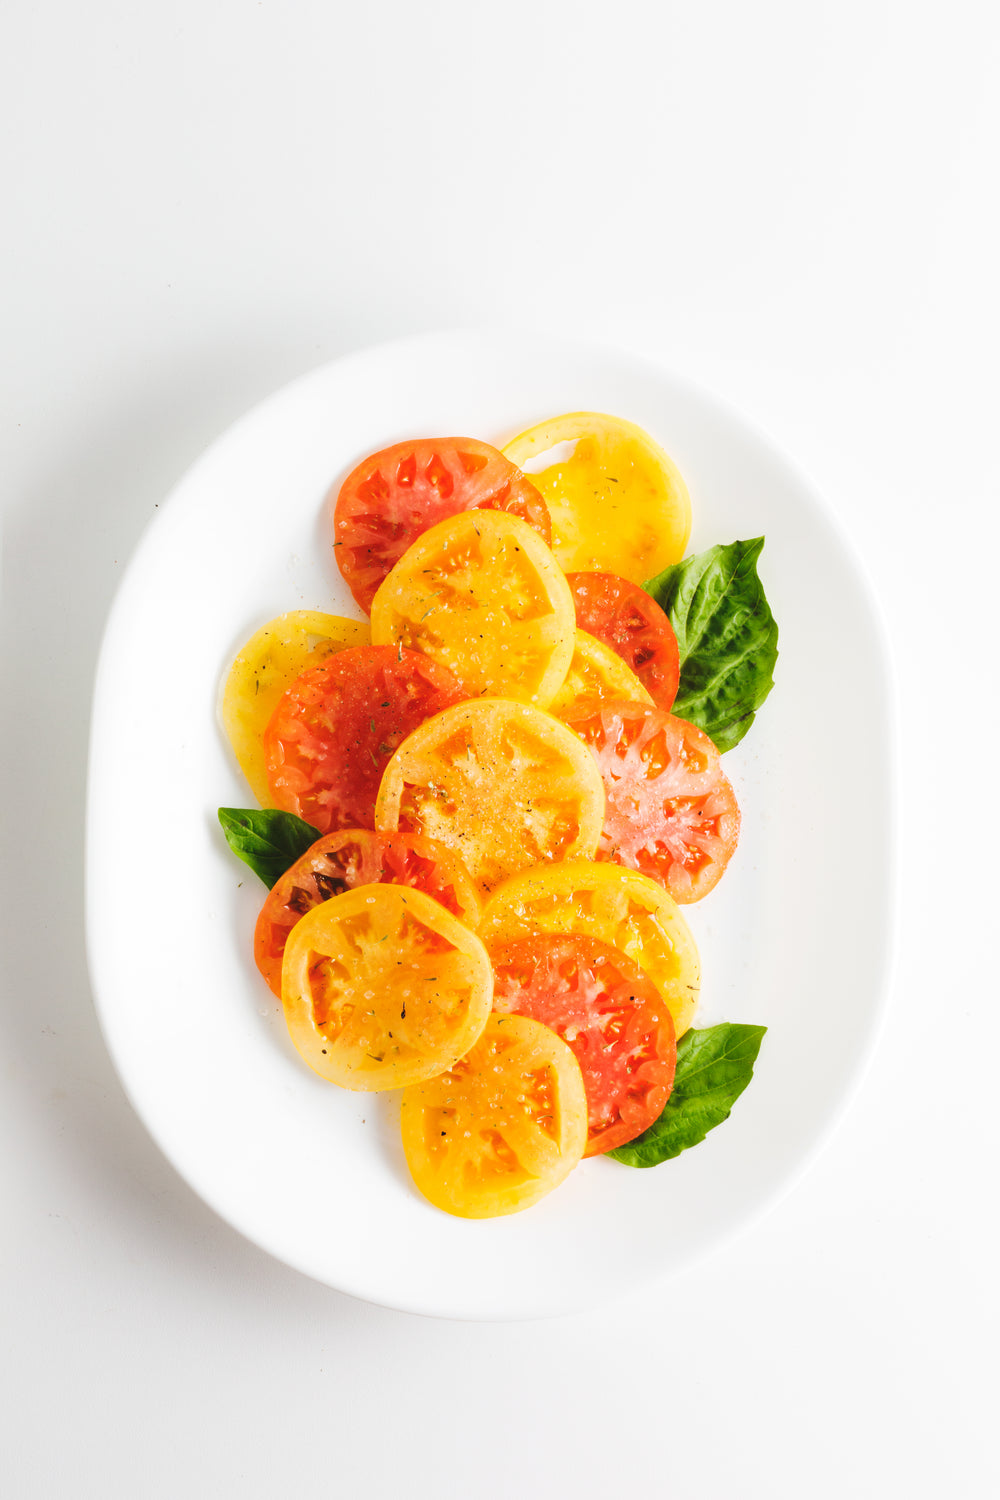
[87,330,893,1319]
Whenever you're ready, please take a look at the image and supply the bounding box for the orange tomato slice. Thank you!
[281,884,492,1091]
[375,698,605,894]
[401,1014,588,1218]
[370,510,575,708]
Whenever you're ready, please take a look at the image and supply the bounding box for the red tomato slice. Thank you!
[254,829,482,997]
[263,645,465,835]
[333,438,552,613]
[566,571,680,711]
[565,701,740,903]
[490,935,676,1156]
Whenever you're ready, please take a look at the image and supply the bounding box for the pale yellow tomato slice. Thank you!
[479,860,700,1037]
[548,629,654,720]
[401,1014,588,1218]
[375,698,605,894]
[503,412,691,582]
[222,610,369,804]
[369,510,574,708]
[281,884,492,1092]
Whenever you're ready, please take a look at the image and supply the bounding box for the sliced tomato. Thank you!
[565,702,740,903]
[333,438,551,614]
[281,885,493,1092]
[490,935,676,1156]
[374,697,605,895]
[370,510,575,708]
[567,572,680,711]
[503,412,690,581]
[263,645,465,836]
[254,829,482,997]
[400,1014,587,1217]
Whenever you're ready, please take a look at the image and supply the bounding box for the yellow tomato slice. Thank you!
[281,884,492,1092]
[548,629,654,720]
[222,610,369,804]
[375,698,605,895]
[400,1014,588,1218]
[369,510,575,708]
[479,861,701,1037]
[503,412,691,583]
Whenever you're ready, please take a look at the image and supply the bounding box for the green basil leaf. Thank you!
[217,807,321,888]
[609,1022,767,1167]
[645,538,778,752]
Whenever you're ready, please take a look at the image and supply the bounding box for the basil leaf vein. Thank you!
[645,538,778,752]
[217,807,321,888]
[609,1022,767,1167]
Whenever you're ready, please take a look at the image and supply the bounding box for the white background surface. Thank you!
[2,2,998,1496]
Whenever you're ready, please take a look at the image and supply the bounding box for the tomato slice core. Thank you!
[491,935,676,1155]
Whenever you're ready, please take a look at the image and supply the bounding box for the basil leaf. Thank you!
[609,1023,766,1167]
[217,807,320,888]
[645,538,778,752]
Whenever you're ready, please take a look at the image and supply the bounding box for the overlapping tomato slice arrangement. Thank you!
[222,419,741,1218]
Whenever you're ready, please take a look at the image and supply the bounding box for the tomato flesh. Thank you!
[565,702,740,903]
[254,829,481,997]
[334,437,551,613]
[491,935,676,1156]
[263,645,465,835]
[567,572,679,711]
